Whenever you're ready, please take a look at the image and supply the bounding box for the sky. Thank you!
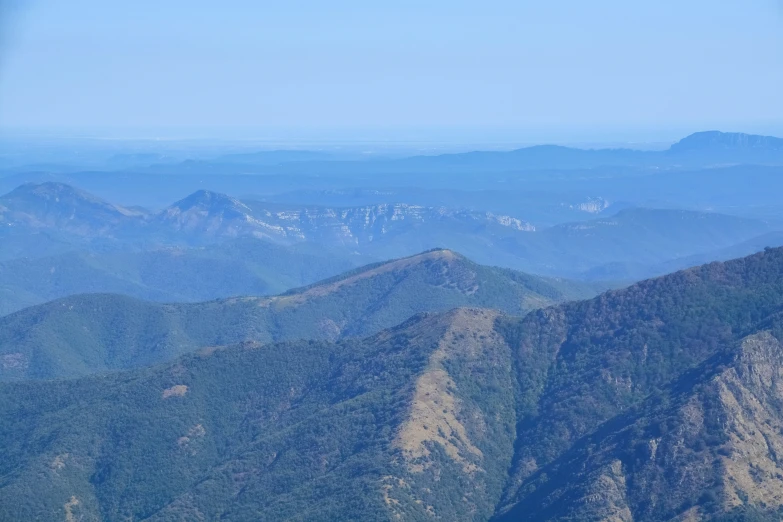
[0,0,782,143]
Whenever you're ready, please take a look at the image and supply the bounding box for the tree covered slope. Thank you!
[0,309,518,521]
[0,249,593,381]
[4,249,783,520]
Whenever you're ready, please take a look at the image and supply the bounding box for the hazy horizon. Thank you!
[2,124,783,152]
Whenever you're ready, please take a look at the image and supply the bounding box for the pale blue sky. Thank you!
[1,1,782,142]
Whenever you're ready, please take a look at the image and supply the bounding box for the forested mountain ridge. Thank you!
[0,308,519,521]
[0,248,592,381]
[496,328,783,521]
[495,246,783,519]
[3,249,783,519]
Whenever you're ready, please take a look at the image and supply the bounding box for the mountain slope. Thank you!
[0,181,146,236]
[503,207,772,278]
[670,131,783,154]
[158,192,536,245]
[0,308,519,522]
[0,238,360,316]
[0,249,593,381]
[619,230,783,282]
[497,327,783,521]
[2,183,775,283]
[4,249,783,519]
[495,246,783,518]
[155,194,778,278]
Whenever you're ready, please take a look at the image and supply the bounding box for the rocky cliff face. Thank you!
[497,329,783,521]
[495,247,783,519]
[670,131,783,153]
[2,183,537,246]
[159,195,536,244]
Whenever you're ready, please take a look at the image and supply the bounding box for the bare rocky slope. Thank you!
[496,328,783,521]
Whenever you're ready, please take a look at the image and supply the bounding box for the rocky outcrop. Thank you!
[498,330,783,521]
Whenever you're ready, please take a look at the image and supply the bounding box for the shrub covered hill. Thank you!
[0,248,595,381]
[3,248,783,520]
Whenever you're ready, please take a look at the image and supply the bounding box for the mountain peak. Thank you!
[0,182,144,223]
[7,182,106,203]
[158,190,260,239]
[278,248,475,303]
[670,131,783,153]
[169,189,249,212]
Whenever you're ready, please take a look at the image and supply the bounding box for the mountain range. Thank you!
[0,249,594,381]
[1,181,778,289]
[5,131,783,521]
[0,238,361,316]
[2,247,783,520]
[139,131,783,175]
[0,182,537,247]
[5,132,783,219]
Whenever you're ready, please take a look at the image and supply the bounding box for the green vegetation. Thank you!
[497,246,783,519]
[4,247,783,520]
[497,327,783,521]
[0,249,592,381]
[0,311,518,521]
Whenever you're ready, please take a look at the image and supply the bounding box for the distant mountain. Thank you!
[257,187,619,227]
[0,249,594,381]
[0,238,361,316]
[106,152,178,169]
[0,183,538,248]
[155,190,273,240]
[584,230,783,282]
[3,248,783,520]
[499,207,772,278]
[6,132,783,181]
[223,131,783,175]
[157,190,536,245]
[383,145,647,172]
[215,149,333,165]
[390,131,783,171]
[670,130,783,153]
[1,183,774,283]
[0,182,146,237]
